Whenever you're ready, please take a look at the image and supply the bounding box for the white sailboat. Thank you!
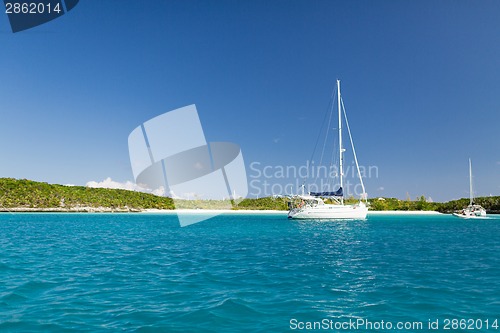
[453,159,487,219]
[287,80,368,220]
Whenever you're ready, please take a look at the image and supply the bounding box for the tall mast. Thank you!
[469,158,473,205]
[337,79,344,205]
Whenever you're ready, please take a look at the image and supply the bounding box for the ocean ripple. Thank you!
[1,213,499,331]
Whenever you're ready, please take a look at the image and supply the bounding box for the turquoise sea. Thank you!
[1,213,499,332]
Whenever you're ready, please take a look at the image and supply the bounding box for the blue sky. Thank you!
[1,0,499,201]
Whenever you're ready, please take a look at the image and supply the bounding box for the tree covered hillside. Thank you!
[0,178,175,210]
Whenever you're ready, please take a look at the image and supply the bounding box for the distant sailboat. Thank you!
[287,80,368,220]
[453,159,487,219]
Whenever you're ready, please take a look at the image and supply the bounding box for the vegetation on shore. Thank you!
[367,196,440,212]
[0,178,175,211]
[434,196,500,214]
[1,178,499,213]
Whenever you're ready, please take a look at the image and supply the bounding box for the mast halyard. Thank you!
[341,98,367,202]
[337,79,344,205]
[469,158,473,206]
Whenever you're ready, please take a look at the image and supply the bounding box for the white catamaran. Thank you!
[453,159,487,219]
[287,80,368,219]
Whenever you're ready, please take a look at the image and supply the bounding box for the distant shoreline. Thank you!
[0,207,141,213]
[142,209,443,215]
[1,207,444,215]
[367,210,443,215]
[142,209,287,215]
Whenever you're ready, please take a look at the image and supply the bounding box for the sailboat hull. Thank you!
[452,205,487,219]
[288,203,368,220]
[452,213,487,219]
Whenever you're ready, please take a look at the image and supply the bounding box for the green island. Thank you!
[1,178,499,213]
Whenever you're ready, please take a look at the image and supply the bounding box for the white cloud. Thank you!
[86,177,164,196]
[152,186,166,196]
[377,186,385,191]
[86,177,143,191]
[169,190,198,200]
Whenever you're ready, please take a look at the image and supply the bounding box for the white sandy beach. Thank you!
[142,209,288,215]
[142,209,443,215]
[0,208,443,215]
[367,211,443,215]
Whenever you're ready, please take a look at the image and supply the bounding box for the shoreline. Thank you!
[368,210,443,215]
[143,209,444,215]
[142,209,288,215]
[0,207,141,213]
[1,207,444,215]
